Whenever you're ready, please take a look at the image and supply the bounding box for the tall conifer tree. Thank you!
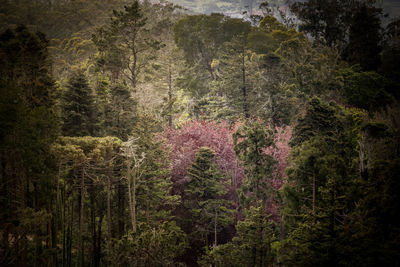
[61,70,98,136]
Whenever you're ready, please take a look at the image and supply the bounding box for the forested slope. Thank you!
[0,0,399,266]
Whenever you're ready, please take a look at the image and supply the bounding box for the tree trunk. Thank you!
[206,63,215,81]
[90,193,96,267]
[117,183,125,238]
[130,44,138,92]
[127,162,136,233]
[79,170,85,267]
[241,48,249,118]
[67,198,73,267]
[96,214,103,267]
[107,176,112,242]
[214,209,218,247]
[50,201,57,267]
[146,190,150,225]
[54,166,61,267]
[132,170,137,232]
[168,63,173,128]
[312,172,316,216]
[62,186,66,267]
[33,182,42,267]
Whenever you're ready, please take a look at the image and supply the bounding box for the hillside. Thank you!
[0,0,399,266]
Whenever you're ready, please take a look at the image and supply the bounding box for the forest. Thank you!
[0,0,399,266]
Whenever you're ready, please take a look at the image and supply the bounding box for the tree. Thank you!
[279,98,359,267]
[184,147,234,263]
[122,113,180,233]
[103,82,137,141]
[92,0,161,92]
[173,14,253,98]
[290,97,342,147]
[61,70,98,136]
[164,120,245,194]
[0,25,59,266]
[342,159,400,267]
[103,221,187,266]
[131,113,180,226]
[290,0,383,66]
[233,120,276,208]
[380,18,400,99]
[290,0,353,48]
[344,4,382,70]
[338,66,391,110]
[52,136,123,266]
[173,13,227,81]
[200,203,276,267]
[121,136,145,233]
[139,1,185,127]
[216,18,252,117]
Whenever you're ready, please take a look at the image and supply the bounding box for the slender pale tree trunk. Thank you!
[127,162,137,233]
[241,47,249,118]
[132,170,137,232]
[168,63,173,128]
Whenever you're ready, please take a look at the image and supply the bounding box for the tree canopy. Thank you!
[1,0,399,266]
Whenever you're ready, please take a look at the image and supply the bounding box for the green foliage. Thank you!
[0,0,134,82]
[279,98,361,266]
[290,97,344,147]
[93,0,161,90]
[234,120,276,206]
[381,18,400,99]
[104,221,188,266]
[184,147,234,260]
[1,1,400,266]
[173,14,252,98]
[0,25,59,266]
[339,66,391,110]
[61,70,99,136]
[191,94,236,122]
[344,4,382,70]
[342,159,400,267]
[102,82,137,141]
[200,203,275,267]
[131,113,180,224]
[53,136,122,161]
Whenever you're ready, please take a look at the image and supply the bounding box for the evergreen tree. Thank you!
[344,4,382,70]
[381,18,400,99]
[130,113,180,226]
[279,98,359,267]
[233,120,276,207]
[200,204,275,267]
[290,0,383,65]
[183,147,234,264]
[92,0,161,92]
[290,97,342,147]
[104,82,136,141]
[0,25,59,266]
[342,159,400,267]
[61,70,98,136]
[338,66,391,110]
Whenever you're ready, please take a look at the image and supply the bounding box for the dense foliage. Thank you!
[1,0,399,266]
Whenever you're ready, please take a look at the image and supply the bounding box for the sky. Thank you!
[168,0,400,19]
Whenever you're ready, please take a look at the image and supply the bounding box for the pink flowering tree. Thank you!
[263,125,292,220]
[163,120,291,222]
[264,125,293,188]
[163,120,245,196]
